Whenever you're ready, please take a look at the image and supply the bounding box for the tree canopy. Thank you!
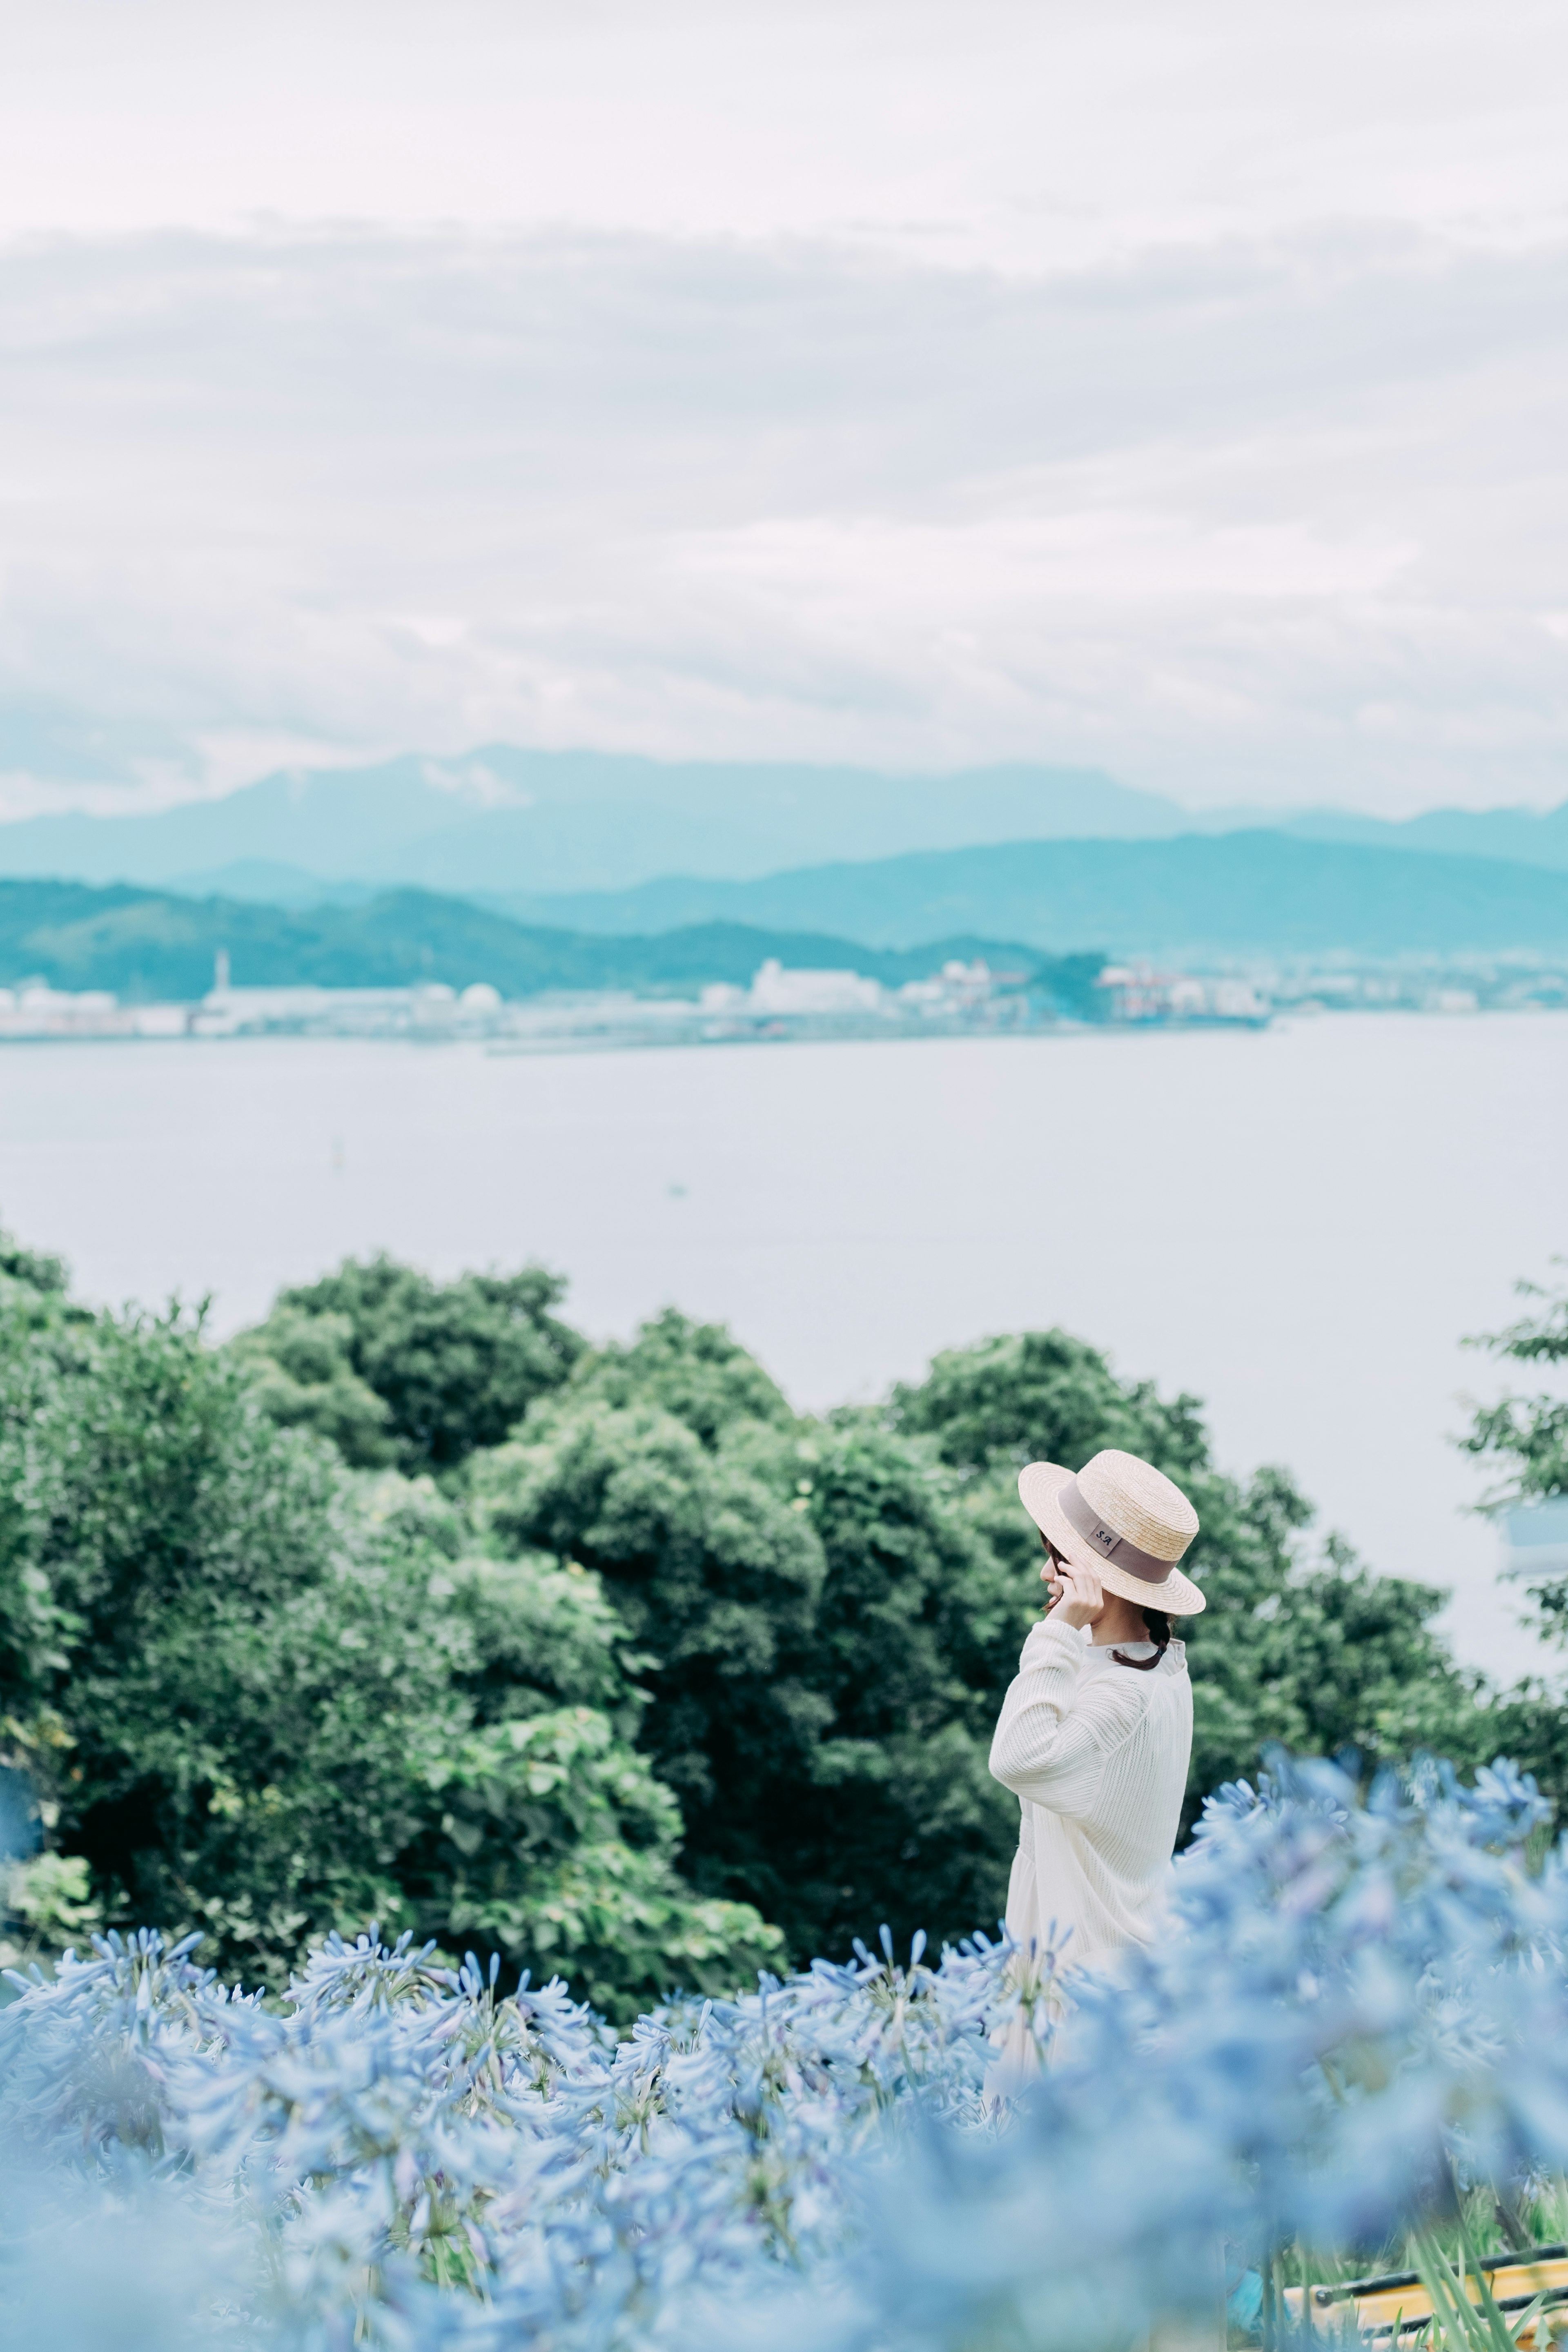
[0,1257,774,2011]
[232,1254,584,1472]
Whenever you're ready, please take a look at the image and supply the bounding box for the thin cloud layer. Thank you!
[8,0,1568,261]
[1,216,1565,814]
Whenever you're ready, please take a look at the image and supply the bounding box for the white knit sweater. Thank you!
[989,1614,1192,1973]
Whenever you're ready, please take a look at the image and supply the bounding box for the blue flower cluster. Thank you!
[4,1753,1567,2352]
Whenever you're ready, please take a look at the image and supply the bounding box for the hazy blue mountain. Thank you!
[490,832,1568,957]
[1281,804,1568,870]
[9,830,1566,999]
[0,878,1061,1004]
[0,747,1183,894]
[12,735,1568,913]
[167,860,380,909]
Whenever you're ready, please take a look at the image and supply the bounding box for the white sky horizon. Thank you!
[2,1,1567,823]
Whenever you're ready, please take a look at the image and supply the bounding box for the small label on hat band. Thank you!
[1056,1478,1174,1585]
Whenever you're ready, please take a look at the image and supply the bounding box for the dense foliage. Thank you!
[234,1254,584,1470]
[2,1236,1565,1998]
[7,1755,1568,2352]
[0,1258,775,2009]
[1465,1271,1568,1626]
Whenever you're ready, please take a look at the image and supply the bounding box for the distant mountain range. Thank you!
[495,832,1568,958]
[5,747,1568,964]
[0,748,1177,898]
[5,825,1568,996]
[8,743,1568,905]
[1285,804,1568,868]
[0,880,1065,1005]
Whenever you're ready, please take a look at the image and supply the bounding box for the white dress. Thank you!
[986,1614,1193,2079]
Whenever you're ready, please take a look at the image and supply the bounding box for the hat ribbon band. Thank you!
[1057,1479,1176,1585]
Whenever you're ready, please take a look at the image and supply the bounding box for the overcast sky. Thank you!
[3,0,1567,816]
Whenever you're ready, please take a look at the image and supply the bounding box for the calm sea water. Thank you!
[4,1013,1565,1683]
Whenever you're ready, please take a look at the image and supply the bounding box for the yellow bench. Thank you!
[1281,2248,1568,2344]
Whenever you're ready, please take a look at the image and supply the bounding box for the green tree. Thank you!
[0,1234,69,1294]
[472,1317,1035,1962]
[1461,1272,1568,1617]
[575,1306,796,1446]
[392,1701,783,2017]
[891,1329,1211,1489]
[227,1304,397,1466]
[1452,1272,1568,1803]
[0,1252,775,2010]
[761,1414,1026,1960]
[233,1254,584,1473]
[470,1320,829,1882]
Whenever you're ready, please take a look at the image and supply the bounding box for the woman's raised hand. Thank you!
[1043,1557,1105,1629]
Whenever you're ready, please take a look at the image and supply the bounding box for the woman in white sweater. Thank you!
[987,1448,1204,2070]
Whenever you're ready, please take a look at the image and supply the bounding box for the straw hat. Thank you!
[1018,1448,1205,1616]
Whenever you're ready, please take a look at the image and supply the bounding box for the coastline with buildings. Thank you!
[1,946,1566,1050]
[0,956,1045,1050]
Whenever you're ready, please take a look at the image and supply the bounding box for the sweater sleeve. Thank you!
[988,1617,1144,1817]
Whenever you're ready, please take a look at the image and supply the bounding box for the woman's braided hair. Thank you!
[1112,1602,1173,1671]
